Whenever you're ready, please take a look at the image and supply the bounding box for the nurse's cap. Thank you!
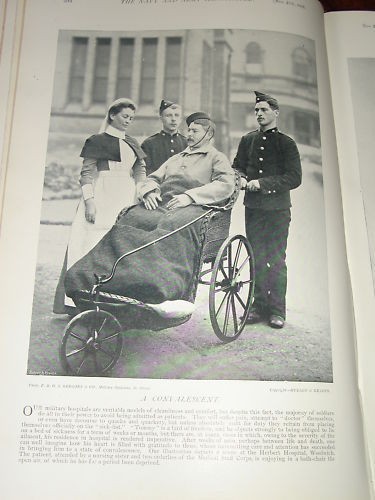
[254,91,279,109]
[186,111,211,126]
[159,99,175,115]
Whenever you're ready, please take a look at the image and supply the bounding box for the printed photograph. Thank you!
[348,57,375,289]
[27,29,332,381]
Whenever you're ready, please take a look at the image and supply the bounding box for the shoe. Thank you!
[242,309,263,324]
[269,315,285,329]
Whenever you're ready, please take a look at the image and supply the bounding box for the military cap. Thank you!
[254,91,279,109]
[186,111,211,126]
[159,99,175,115]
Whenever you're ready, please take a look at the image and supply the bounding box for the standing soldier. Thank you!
[232,91,302,328]
[142,99,187,175]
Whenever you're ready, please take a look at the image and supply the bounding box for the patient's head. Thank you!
[186,112,215,149]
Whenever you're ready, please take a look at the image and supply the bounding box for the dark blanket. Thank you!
[64,204,209,304]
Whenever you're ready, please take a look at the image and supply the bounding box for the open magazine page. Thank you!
[325,10,375,495]
[0,0,370,498]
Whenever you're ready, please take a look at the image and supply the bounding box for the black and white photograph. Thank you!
[27,28,332,381]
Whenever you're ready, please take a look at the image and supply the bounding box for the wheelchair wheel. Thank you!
[60,309,123,376]
[209,235,255,342]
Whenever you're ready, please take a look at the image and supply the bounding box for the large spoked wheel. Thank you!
[209,235,255,342]
[60,309,123,376]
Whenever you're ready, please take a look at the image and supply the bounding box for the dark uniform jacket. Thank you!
[142,131,187,175]
[232,127,302,210]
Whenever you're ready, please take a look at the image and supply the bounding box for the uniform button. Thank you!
[171,149,174,153]
[266,262,271,268]
[259,158,263,161]
[273,190,276,193]
[260,146,264,150]
[171,139,174,143]
[268,190,271,194]
[259,170,263,174]
[263,136,266,140]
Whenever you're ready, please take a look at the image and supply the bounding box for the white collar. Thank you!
[105,125,126,140]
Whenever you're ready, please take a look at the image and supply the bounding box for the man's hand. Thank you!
[246,179,260,192]
[144,191,162,210]
[84,198,96,223]
[166,194,193,210]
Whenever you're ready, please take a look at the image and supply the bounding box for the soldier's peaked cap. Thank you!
[254,91,279,107]
[186,112,211,126]
[159,99,175,115]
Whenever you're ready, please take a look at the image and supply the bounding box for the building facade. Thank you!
[47,29,319,170]
[229,30,319,156]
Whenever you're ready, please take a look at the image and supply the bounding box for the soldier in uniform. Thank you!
[232,91,302,328]
[141,99,187,175]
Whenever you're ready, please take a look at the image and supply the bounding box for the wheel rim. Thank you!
[209,235,255,342]
[60,309,123,376]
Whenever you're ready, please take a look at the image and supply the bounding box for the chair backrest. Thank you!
[201,170,242,262]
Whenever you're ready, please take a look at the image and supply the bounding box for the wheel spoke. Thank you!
[222,294,232,336]
[230,292,238,333]
[97,345,117,359]
[215,283,231,294]
[227,244,233,279]
[66,345,88,358]
[233,289,247,310]
[100,331,121,342]
[76,355,90,375]
[233,240,243,273]
[97,317,108,335]
[234,254,251,277]
[68,330,87,343]
[93,352,102,373]
[240,278,254,285]
[219,262,230,281]
[215,289,231,317]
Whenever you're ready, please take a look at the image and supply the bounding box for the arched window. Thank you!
[245,42,262,64]
[292,47,311,81]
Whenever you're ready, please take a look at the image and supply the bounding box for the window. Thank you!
[245,42,262,64]
[293,111,320,146]
[92,38,111,103]
[230,103,248,131]
[68,37,88,103]
[140,38,158,104]
[116,38,135,98]
[163,37,182,102]
[245,42,263,75]
[201,41,212,110]
[292,47,311,81]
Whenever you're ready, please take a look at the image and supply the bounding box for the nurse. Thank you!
[53,98,146,314]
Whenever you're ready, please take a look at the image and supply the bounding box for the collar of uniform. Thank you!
[105,124,126,140]
[181,143,213,156]
[259,127,278,134]
[161,130,180,137]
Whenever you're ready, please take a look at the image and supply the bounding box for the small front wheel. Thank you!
[209,235,255,342]
[60,309,123,376]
